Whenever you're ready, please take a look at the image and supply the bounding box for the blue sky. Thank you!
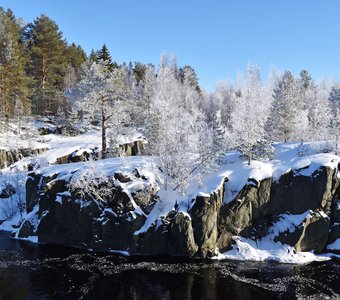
[1,0,340,91]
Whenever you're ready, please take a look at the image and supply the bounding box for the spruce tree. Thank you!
[97,44,118,71]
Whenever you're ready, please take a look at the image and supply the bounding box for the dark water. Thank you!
[0,231,339,300]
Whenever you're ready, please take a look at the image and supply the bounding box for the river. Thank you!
[0,231,339,299]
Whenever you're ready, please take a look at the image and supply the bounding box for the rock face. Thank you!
[0,148,47,169]
[295,210,331,253]
[19,169,157,251]
[53,141,145,165]
[17,161,340,257]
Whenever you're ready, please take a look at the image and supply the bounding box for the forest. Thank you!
[0,7,339,193]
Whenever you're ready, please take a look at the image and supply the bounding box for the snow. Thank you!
[0,210,23,231]
[219,160,273,204]
[115,128,146,145]
[327,239,340,250]
[268,211,309,237]
[213,210,332,264]
[213,237,330,264]
[16,235,39,244]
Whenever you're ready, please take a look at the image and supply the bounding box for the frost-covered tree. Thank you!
[211,109,228,155]
[66,61,129,158]
[231,63,269,164]
[146,54,213,194]
[327,84,340,153]
[307,80,331,141]
[211,80,236,128]
[267,71,299,142]
[68,160,114,209]
[331,107,340,154]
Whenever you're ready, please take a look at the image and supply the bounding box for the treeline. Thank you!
[1,8,339,160]
[65,55,340,191]
[0,7,161,117]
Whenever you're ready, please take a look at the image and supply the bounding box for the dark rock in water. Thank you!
[93,208,145,251]
[169,212,198,256]
[217,178,272,251]
[26,172,43,213]
[190,181,225,257]
[38,194,102,248]
[132,211,175,255]
[17,217,36,239]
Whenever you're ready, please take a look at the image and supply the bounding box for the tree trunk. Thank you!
[248,150,252,166]
[42,53,47,114]
[101,98,107,159]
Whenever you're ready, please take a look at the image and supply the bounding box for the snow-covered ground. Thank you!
[0,118,145,171]
[0,125,339,265]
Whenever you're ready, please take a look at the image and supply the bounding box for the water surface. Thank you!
[0,231,339,299]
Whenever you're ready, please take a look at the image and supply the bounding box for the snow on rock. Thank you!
[268,211,310,238]
[116,128,146,145]
[214,237,330,264]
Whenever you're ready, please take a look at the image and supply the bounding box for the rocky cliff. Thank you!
[0,148,48,169]
[15,155,340,258]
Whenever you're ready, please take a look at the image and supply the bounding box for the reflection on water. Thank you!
[0,231,339,299]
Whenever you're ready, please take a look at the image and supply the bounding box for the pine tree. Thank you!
[27,14,67,115]
[66,42,87,71]
[0,8,32,121]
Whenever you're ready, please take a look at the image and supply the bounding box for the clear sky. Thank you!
[1,0,340,91]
